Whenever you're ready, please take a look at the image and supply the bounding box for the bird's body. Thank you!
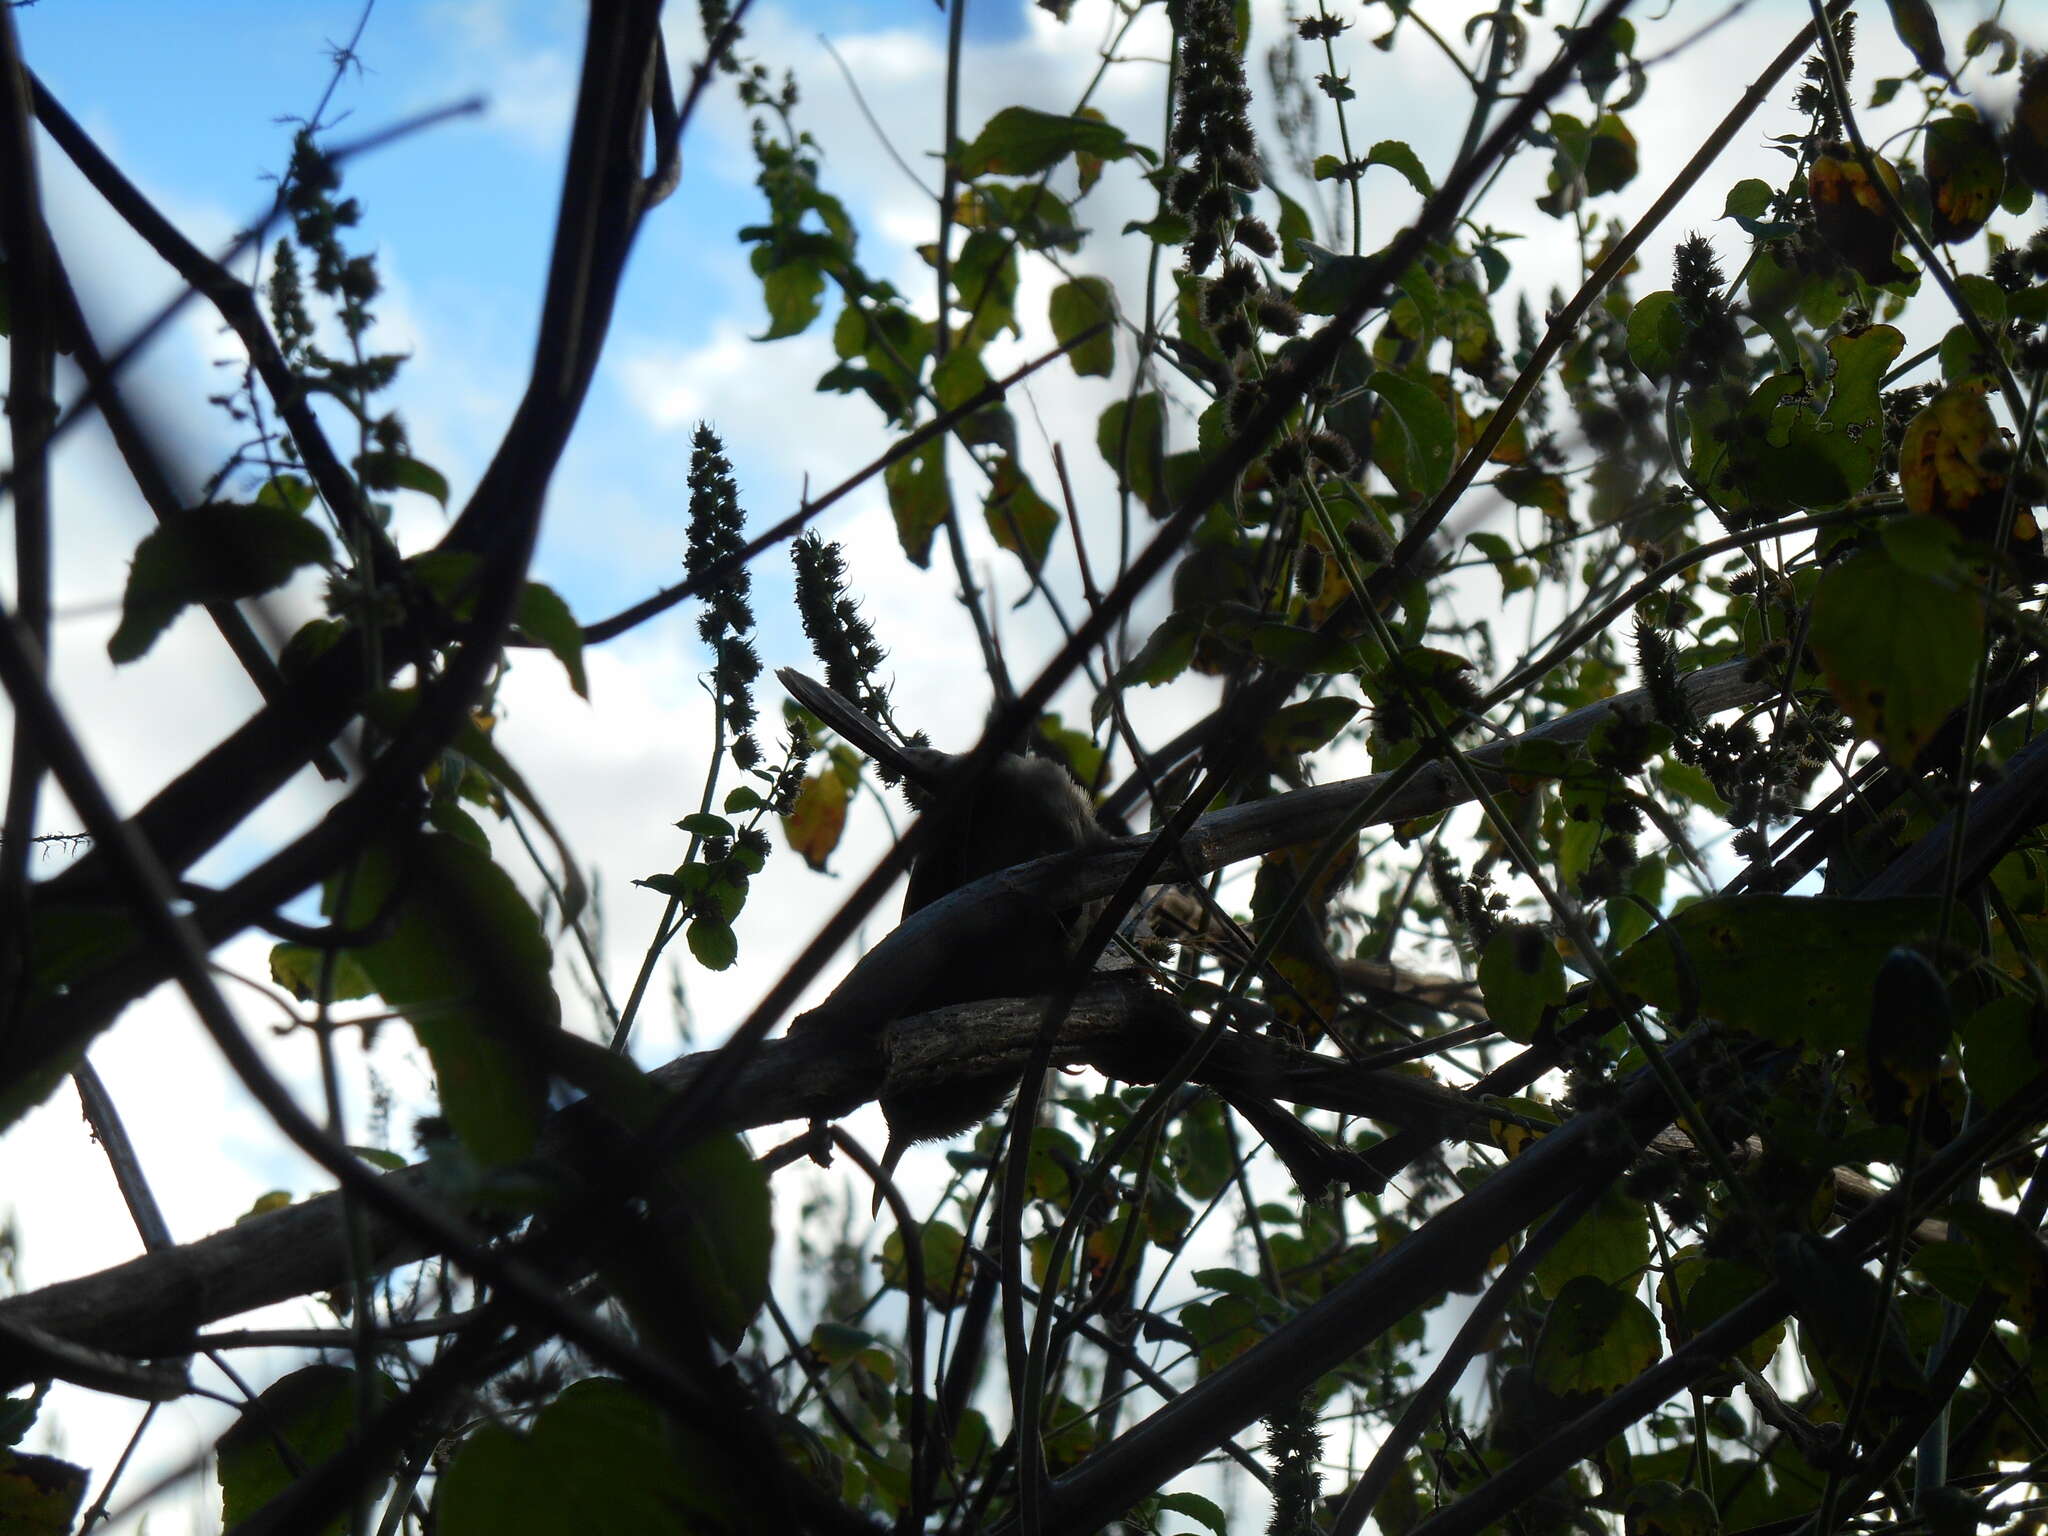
[902,752,1104,917]
[777,670,1107,1182]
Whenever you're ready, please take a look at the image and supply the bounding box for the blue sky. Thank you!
[16,0,1045,628]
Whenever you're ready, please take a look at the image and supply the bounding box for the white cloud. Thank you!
[425,0,580,154]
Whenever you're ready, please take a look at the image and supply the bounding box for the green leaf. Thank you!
[932,346,992,412]
[1273,185,1313,272]
[1122,211,1192,246]
[677,813,734,840]
[0,1451,86,1536]
[1583,113,1638,196]
[1721,178,1773,221]
[639,859,748,922]
[1260,696,1360,756]
[1671,1257,1784,1374]
[1884,0,1950,80]
[1291,245,1381,316]
[1496,468,1569,520]
[1468,531,1535,595]
[218,1366,392,1536]
[932,347,1014,454]
[955,106,1143,178]
[1478,923,1567,1044]
[1534,1185,1650,1299]
[984,455,1060,573]
[337,832,560,1164]
[1097,392,1168,514]
[1111,610,1199,690]
[1625,290,1685,379]
[969,180,1088,249]
[256,473,315,513]
[1810,540,1981,765]
[1865,945,1953,1122]
[1703,327,1904,511]
[1611,894,1959,1048]
[1366,370,1455,498]
[110,501,333,664]
[808,1322,894,1373]
[268,942,377,1004]
[630,1130,771,1351]
[438,1379,763,1535]
[1474,242,1512,292]
[951,231,1020,345]
[884,438,952,567]
[1773,1232,1928,1411]
[0,1385,45,1451]
[517,581,588,699]
[1658,758,1728,814]
[1362,138,1433,196]
[1817,323,1905,447]
[1532,1275,1659,1395]
[750,248,824,341]
[1961,996,2046,1111]
[1048,277,1116,376]
[688,917,739,971]
[354,450,451,506]
[880,1218,971,1309]
[1159,1492,1230,1536]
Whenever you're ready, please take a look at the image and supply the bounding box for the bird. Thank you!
[775,670,1460,1205]
[777,669,1110,1191]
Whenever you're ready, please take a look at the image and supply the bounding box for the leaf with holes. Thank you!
[884,438,952,568]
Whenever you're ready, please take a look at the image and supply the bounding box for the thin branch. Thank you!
[28,73,403,577]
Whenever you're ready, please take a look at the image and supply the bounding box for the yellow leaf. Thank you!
[1809,145,1910,285]
[781,770,849,872]
[1900,384,2006,539]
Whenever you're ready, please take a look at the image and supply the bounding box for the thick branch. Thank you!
[4,978,1451,1382]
